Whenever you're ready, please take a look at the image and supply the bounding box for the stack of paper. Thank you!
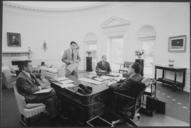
[79,78,102,85]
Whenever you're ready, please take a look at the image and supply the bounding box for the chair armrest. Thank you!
[113,91,135,100]
[25,103,45,109]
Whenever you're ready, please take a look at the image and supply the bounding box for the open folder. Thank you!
[34,88,52,94]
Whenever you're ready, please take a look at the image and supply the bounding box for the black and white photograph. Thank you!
[169,35,186,52]
[7,32,21,47]
[1,1,190,128]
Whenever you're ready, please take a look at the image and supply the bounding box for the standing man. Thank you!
[62,41,80,78]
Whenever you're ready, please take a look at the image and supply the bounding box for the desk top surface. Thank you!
[50,73,122,97]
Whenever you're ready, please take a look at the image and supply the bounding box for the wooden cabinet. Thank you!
[86,57,93,72]
[155,65,186,91]
[135,59,144,76]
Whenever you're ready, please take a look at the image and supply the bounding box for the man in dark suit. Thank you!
[110,62,143,92]
[96,55,111,75]
[109,62,144,126]
[16,60,59,125]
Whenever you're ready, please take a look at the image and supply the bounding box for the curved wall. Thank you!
[2,2,190,91]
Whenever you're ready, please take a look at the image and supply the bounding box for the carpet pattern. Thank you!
[0,82,190,127]
[156,83,190,123]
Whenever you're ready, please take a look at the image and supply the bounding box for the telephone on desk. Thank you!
[77,84,92,95]
[117,79,125,83]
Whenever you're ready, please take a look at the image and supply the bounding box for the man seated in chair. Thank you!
[109,62,144,127]
[110,62,143,91]
[96,55,111,76]
[16,60,59,126]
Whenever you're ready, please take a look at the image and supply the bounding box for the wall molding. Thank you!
[101,16,130,29]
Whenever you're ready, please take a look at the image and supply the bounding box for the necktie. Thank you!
[30,74,36,83]
[72,50,74,61]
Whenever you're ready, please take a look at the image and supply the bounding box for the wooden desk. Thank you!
[50,76,111,125]
[155,65,186,91]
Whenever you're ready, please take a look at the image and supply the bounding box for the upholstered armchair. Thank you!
[13,85,46,126]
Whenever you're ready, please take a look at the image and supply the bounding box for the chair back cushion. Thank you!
[13,85,26,114]
[124,80,146,98]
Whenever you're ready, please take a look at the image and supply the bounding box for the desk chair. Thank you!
[13,85,46,126]
[2,66,16,89]
[112,82,146,127]
[119,61,133,77]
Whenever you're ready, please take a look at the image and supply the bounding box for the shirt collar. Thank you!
[22,70,31,78]
[129,72,136,78]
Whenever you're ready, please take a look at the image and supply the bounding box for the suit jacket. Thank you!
[62,48,80,66]
[16,71,41,101]
[96,61,111,73]
[112,73,144,97]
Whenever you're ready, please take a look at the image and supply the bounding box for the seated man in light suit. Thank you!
[16,60,59,126]
[96,55,111,76]
[62,41,80,78]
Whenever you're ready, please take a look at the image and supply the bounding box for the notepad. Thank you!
[34,88,52,94]
[79,78,102,85]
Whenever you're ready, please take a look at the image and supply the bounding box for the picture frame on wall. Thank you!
[168,35,186,52]
[7,32,21,47]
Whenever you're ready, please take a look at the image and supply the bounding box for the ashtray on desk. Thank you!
[86,116,112,127]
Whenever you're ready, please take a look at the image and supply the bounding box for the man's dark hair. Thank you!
[132,62,142,74]
[70,41,77,45]
[19,60,32,70]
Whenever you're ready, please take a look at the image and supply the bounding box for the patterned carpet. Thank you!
[155,83,190,123]
[1,82,190,127]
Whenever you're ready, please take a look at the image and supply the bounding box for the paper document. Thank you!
[94,77,105,82]
[108,72,121,77]
[60,79,74,84]
[79,78,102,85]
[34,88,52,94]
[101,76,113,80]
[54,77,68,81]
[67,63,78,72]
[59,83,76,88]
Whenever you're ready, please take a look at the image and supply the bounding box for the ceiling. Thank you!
[3,1,112,11]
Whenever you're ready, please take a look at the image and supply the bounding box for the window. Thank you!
[107,36,124,72]
[142,40,155,77]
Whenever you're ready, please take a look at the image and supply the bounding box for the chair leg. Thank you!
[20,115,31,126]
[125,118,138,127]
